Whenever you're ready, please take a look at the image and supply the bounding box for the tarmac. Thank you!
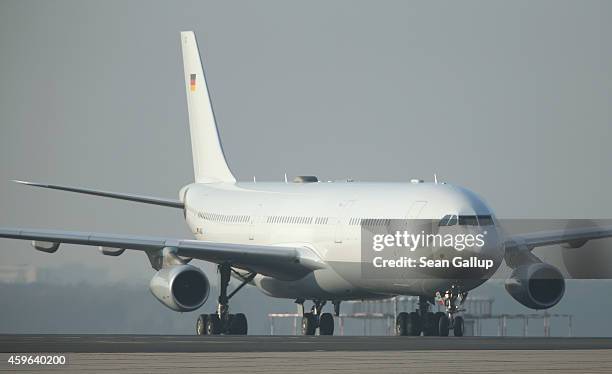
[2,334,612,353]
[2,335,612,373]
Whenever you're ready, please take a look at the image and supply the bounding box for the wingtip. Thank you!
[11,180,41,187]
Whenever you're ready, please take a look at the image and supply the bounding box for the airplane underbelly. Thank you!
[253,268,380,300]
[326,260,489,296]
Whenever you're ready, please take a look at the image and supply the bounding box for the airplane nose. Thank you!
[421,223,503,279]
[473,226,504,272]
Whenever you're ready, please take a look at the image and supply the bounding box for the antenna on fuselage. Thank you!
[253,176,257,183]
[284,173,288,183]
[434,173,438,184]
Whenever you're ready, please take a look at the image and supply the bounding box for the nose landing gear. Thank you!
[436,284,467,337]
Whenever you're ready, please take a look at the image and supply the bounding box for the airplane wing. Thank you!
[0,228,325,280]
[505,225,612,250]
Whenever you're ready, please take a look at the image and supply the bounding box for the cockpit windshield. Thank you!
[477,215,494,226]
[458,215,479,226]
[438,214,494,227]
[438,214,455,226]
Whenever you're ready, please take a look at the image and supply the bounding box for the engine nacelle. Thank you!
[505,262,565,310]
[149,264,210,312]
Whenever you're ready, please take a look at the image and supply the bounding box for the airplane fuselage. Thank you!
[182,180,505,300]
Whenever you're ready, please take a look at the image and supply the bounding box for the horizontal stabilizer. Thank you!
[13,180,184,209]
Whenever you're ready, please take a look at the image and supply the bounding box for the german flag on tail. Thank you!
[190,74,196,92]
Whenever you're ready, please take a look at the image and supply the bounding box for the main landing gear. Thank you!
[396,286,467,337]
[196,263,255,336]
[298,299,340,335]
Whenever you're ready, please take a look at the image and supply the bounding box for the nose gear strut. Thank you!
[435,284,467,336]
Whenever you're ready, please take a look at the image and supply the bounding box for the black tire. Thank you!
[407,312,422,336]
[396,312,409,336]
[206,313,222,335]
[319,313,334,335]
[196,314,208,335]
[434,312,450,336]
[302,313,316,335]
[229,313,248,335]
[422,312,436,336]
[453,316,464,337]
[438,313,450,337]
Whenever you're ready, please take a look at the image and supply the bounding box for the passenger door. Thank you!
[334,200,355,244]
[249,203,264,240]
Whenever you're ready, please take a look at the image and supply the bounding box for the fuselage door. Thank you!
[406,201,427,219]
[249,203,264,240]
[334,200,355,244]
[404,200,430,249]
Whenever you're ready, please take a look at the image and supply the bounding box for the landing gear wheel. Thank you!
[319,313,334,335]
[432,312,445,336]
[206,313,222,335]
[422,312,437,336]
[302,313,316,335]
[395,312,409,336]
[196,314,208,335]
[453,316,464,337]
[438,314,450,337]
[202,263,256,336]
[229,313,248,335]
[407,312,421,336]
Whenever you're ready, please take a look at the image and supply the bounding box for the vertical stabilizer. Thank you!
[181,31,236,183]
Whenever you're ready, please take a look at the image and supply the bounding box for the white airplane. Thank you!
[2,31,611,337]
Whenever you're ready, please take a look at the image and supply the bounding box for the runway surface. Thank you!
[2,335,612,353]
[2,336,612,373]
[2,351,612,374]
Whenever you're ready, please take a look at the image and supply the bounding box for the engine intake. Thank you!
[505,262,565,310]
[149,264,210,312]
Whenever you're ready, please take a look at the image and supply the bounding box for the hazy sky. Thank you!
[1,0,612,282]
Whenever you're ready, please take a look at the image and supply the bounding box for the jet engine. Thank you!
[505,262,565,310]
[149,264,210,312]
